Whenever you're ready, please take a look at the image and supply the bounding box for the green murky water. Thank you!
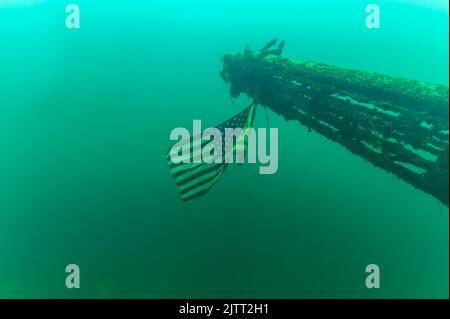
[0,0,448,298]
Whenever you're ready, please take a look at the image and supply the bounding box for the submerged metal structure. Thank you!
[220,39,449,206]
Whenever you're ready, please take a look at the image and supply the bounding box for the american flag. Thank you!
[167,102,257,201]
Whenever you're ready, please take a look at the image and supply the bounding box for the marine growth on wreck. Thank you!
[220,39,449,206]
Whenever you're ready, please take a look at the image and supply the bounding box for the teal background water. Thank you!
[0,0,448,298]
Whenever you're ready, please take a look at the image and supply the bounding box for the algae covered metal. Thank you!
[220,39,449,205]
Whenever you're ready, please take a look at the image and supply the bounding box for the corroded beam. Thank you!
[221,40,449,206]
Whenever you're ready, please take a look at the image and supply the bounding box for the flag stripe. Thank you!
[180,166,227,200]
[180,168,224,197]
[171,162,204,178]
[167,138,210,162]
[178,165,224,192]
[176,163,223,188]
[167,102,257,201]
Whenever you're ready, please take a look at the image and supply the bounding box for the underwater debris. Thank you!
[221,40,449,206]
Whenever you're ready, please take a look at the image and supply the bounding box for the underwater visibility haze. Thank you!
[0,0,448,298]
